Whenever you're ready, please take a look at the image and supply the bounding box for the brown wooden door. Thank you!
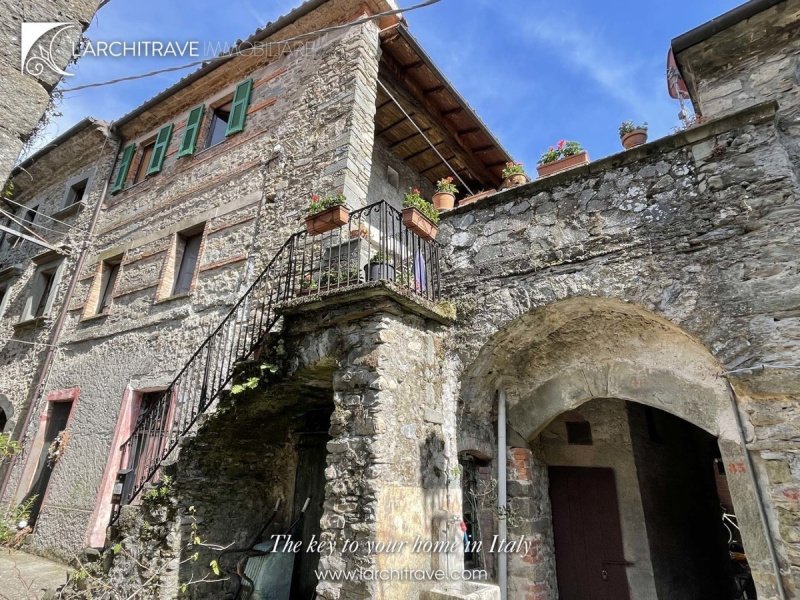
[548,467,631,600]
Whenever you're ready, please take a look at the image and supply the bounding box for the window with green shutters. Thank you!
[225,78,253,136]
[146,124,173,176]
[111,144,136,193]
[178,105,205,157]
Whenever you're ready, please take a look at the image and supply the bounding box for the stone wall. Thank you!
[441,101,800,597]
[1,1,101,184]
[0,121,112,442]
[5,15,385,559]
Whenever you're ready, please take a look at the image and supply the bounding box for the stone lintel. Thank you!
[278,281,456,327]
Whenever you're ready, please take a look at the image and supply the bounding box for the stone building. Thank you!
[1,0,104,184]
[0,0,799,599]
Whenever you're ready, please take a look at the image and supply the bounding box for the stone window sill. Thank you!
[154,292,192,305]
[52,201,86,220]
[14,316,46,330]
[80,311,110,323]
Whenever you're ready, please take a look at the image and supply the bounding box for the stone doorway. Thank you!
[532,399,754,600]
[458,297,784,598]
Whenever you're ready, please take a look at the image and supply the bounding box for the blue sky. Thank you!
[41,0,743,169]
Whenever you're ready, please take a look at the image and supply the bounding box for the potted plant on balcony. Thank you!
[402,188,439,241]
[501,162,528,188]
[536,140,589,178]
[365,251,396,282]
[619,121,648,149]
[433,177,458,211]
[306,193,349,236]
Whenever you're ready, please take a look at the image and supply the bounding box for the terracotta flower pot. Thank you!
[305,205,350,236]
[621,129,648,150]
[536,151,590,178]
[432,191,455,211]
[503,173,528,188]
[402,207,438,241]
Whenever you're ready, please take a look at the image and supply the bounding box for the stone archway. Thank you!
[458,297,784,600]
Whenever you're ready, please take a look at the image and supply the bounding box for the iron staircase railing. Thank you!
[111,201,441,520]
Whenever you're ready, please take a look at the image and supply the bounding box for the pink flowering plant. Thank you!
[538,140,585,165]
[435,176,458,195]
[403,188,439,224]
[308,193,347,216]
[501,161,526,179]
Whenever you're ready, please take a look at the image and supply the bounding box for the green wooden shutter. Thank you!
[226,78,253,136]
[146,124,173,176]
[111,144,136,193]
[178,105,205,157]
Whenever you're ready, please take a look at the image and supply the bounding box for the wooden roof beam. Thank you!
[376,114,413,137]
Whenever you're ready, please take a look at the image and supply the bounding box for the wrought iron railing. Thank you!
[111,201,441,519]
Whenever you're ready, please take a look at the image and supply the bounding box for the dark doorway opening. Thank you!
[26,400,73,524]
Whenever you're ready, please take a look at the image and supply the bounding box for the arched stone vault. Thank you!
[458,296,783,598]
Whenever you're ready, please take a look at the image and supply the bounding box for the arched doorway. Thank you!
[458,297,783,599]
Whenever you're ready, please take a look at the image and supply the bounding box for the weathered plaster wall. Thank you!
[10,17,384,560]
[0,1,101,183]
[442,102,800,598]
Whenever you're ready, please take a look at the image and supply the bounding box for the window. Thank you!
[96,258,121,314]
[178,105,205,157]
[0,283,11,317]
[111,144,136,193]
[172,230,203,296]
[34,269,57,317]
[23,257,64,321]
[65,178,88,207]
[133,143,155,184]
[146,124,173,176]
[387,166,400,189]
[11,205,38,248]
[204,77,253,149]
[566,421,593,445]
[206,103,231,149]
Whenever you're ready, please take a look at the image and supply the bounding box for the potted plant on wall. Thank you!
[433,177,458,211]
[536,140,589,178]
[402,188,439,241]
[365,251,396,282]
[306,193,349,236]
[501,162,528,188]
[619,121,648,149]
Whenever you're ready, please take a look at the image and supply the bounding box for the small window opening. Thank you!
[34,269,57,317]
[172,230,203,296]
[566,421,593,445]
[206,102,232,149]
[387,166,400,189]
[97,258,121,314]
[11,205,38,248]
[66,179,88,206]
[133,143,155,183]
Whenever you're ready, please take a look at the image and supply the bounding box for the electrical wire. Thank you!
[61,0,443,93]
[0,208,75,238]
[2,196,88,233]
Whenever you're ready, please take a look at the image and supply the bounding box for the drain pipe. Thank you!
[497,389,508,600]
[724,378,788,600]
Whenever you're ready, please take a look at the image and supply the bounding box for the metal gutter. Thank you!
[671,0,784,54]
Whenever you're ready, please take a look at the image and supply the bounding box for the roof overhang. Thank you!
[377,25,513,191]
